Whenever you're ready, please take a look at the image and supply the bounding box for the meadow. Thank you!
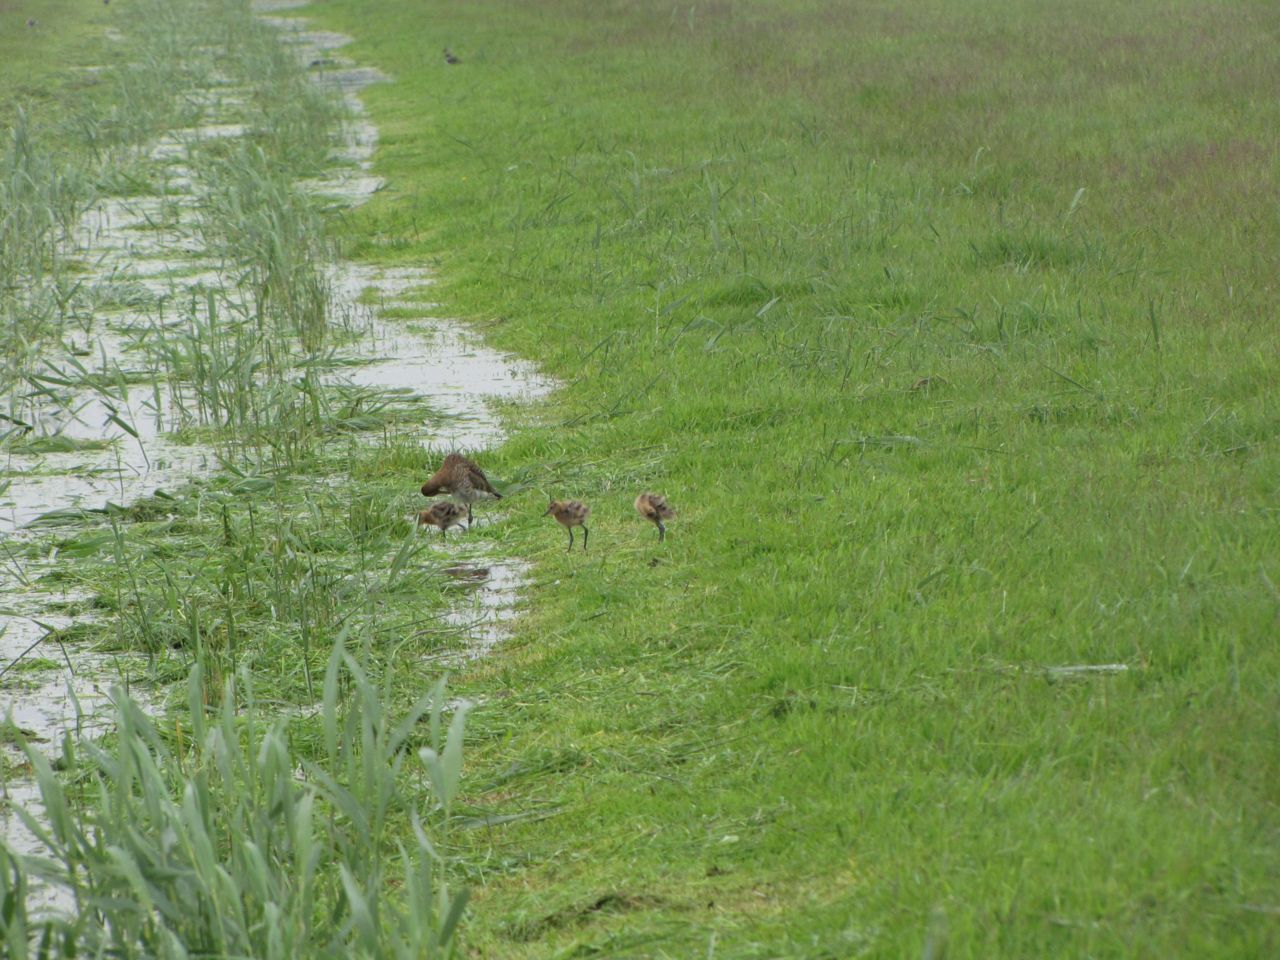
[304,0,1280,955]
[2,0,1278,957]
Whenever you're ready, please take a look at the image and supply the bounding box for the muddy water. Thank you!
[261,7,554,666]
[1,1,553,896]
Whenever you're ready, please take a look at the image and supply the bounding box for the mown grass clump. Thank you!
[299,0,1280,955]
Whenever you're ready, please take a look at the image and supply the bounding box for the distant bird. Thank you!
[26,18,38,27]
[634,492,675,542]
[544,500,590,552]
[443,48,460,65]
[420,452,502,527]
[417,501,468,541]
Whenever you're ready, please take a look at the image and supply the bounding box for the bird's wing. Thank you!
[467,465,500,495]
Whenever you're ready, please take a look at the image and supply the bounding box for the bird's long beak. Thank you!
[542,505,553,517]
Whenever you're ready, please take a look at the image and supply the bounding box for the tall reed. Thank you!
[4,638,469,958]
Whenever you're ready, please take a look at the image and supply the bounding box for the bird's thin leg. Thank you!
[657,521,665,542]
[567,528,574,552]
[440,527,446,542]
[582,525,589,552]
[467,502,473,528]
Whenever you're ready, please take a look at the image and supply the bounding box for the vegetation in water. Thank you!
[0,0,1276,957]
[1,0,473,955]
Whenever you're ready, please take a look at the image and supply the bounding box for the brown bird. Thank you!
[417,501,468,541]
[420,452,502,527]
[443,47,460,65]
[634,492,675,542]
[543,500,590,552]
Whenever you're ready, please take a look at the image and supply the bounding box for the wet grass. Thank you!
[3,652,469,960]
[1,0,482,953]
[1,0,1275,955]
[291,0,1280,956]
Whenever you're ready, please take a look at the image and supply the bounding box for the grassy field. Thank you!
[1,0,1277,956]
[0,0,116,123]
[299,0,1280,956]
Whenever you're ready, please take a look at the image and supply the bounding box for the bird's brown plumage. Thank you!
[421,453,500,498]
[421,452,501,525]
[635,492,674,541]
[417,501,468,540]
[634,493,674,522]
[543,499,590,551]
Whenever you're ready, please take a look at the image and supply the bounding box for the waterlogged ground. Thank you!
[0,0,551,887]
[4,0,1279,954]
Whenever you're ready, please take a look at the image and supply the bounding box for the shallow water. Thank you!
[438,558,530,660]
[1,2,553,905]
[330,262,554,448]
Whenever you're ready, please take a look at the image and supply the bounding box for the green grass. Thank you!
[3,652,470,960]
[290,0,1280,956]
[0,1,472,954]
[0,0,1275,955]
[0,0,119,129]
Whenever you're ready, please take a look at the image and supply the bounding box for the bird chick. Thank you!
[634,492,675,542]
[421,452,502,526]
[418,501,468,541]
[544,500,590,552]
[443,47,460,65]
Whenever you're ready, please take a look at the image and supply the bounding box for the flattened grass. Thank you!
[304,0,1280,955]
